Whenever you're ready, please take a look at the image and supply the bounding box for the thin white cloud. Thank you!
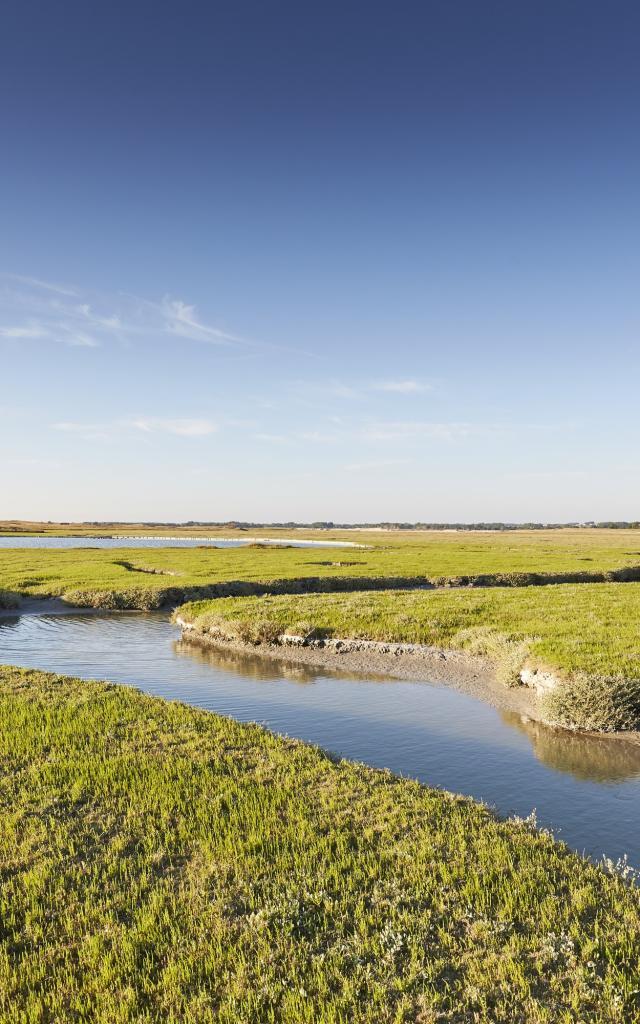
[129,417,218,437]
[52,422,113,441]
[53,422,99,431]
[68,304,123,331]
[290,378,436,406]
[6,274,78,297]
[52,417,218,440]
[370,379,432,394]
[344,458,412,472]
[160,298,244,345]
[0,275,254,353]
[362,421,476,442]
[300,431,339,443]
[253,432,291,444]
[0,324,49,339]
[330,383,360,399]
[0,319,99,348]
[61,330,100,348]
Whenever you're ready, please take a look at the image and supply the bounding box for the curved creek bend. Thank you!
[2,609,640,866]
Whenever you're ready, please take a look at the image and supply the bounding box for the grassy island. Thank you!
[1,665,639,1022]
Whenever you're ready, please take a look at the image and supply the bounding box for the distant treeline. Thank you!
[79,520,640,531]
[3,520,640,533]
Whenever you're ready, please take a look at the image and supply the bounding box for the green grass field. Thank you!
[178,583,640,680]
[1,665,639,1023]
[3,529,640,610]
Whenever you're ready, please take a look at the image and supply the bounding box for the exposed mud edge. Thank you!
[175,616,550,722]
[175,618,561,690]
[175,619,640,741]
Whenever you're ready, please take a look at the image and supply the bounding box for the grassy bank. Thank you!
[4,529,640,609]
[178,584,640,731]
[1,665,639,1022]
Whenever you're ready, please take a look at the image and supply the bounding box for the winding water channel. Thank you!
[2,608,640,866]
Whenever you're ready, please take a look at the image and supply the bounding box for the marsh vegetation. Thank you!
[2,665,639,1022]
[177,581,640,732]
[3,528,640,607]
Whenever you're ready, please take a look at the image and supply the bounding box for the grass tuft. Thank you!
[451,626,535,686]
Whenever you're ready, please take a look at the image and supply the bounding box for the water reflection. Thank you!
[173,638,389,685]
[180,639,640,785]
[502,711,640,783]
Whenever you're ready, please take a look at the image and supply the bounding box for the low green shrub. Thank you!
[192,613,283,645]
[63,587,167,611]
[542,674,640,732]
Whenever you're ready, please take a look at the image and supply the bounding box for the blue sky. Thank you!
[2,1,639,522]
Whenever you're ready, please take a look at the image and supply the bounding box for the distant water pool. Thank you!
[2,609,640,867]
[0,536,360,550]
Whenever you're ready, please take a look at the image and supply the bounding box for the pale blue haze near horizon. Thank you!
[1,1,639,522]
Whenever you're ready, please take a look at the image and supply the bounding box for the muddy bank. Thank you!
[176,618,544,722]
[176,619,640,743]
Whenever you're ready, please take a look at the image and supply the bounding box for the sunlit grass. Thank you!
[3,528,640,609]
[1,664,639,1021]
[179,583,640,680]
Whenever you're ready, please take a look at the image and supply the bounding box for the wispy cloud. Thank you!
[0,324,49,339]
[361,421,476,442]
[52,416,218,440]
[52,421,113,441]
[253,432,292,444]
[129,417,218,437]
[0,274,253,352]
[329,383,360,400]
[343,458,412,472]
[369,379,432,394]
[253,419,479,448]
[300,431,339,443]
[6,274,78,297]
[287,377,435,407]
[159,298,244,345]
